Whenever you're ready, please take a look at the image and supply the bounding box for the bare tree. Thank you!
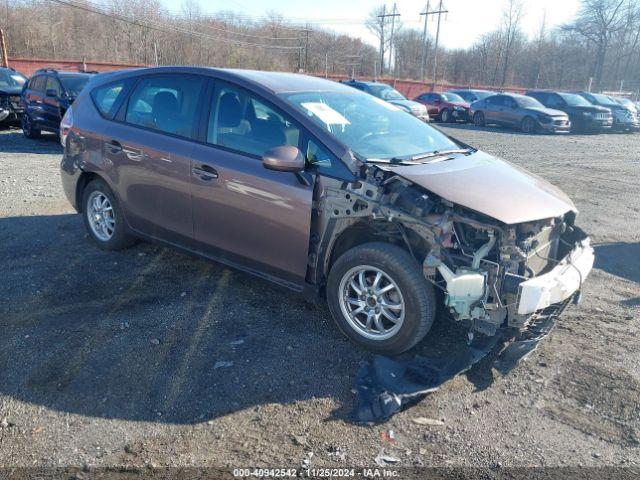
[499,0,524,87]
[563,0,627,90]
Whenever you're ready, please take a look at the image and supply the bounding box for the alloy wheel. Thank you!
[87,191,116,242]
[338,265,405,340]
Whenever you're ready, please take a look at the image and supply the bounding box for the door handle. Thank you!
[122,147,147,162]
[192,165,218,180]
[106,140,122,154]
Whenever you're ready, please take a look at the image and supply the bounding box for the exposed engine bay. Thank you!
[310,160,594,339]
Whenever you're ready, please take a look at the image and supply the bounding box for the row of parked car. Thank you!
[0,66,95,137]
[340,78,640,134]
[1,65,639,139]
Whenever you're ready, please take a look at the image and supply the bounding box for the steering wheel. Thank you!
[356,130,395,143]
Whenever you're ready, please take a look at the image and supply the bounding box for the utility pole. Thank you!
[304,26,310,72]
[377,5,400,77]
[325,53,328,78]
[430,0,447,91]
[419,1,430,82]
[0,29,8,68]
[378,5,386,77]
[388,3,399,75]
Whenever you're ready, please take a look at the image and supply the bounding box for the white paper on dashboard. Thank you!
[301,102,350,125]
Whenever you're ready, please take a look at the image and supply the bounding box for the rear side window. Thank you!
[91,81,127,119]
[46,77,61,96]
[546,94,565,108]
[125,75,205,138]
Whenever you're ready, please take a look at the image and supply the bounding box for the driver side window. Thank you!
[208,84,300,158]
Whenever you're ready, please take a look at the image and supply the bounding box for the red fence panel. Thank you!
[8,57,144,77]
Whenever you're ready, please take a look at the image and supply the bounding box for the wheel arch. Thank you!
[75,171,107,213]
[326,220,431,278]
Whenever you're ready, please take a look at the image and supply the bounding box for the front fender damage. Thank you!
[317,163,593,423]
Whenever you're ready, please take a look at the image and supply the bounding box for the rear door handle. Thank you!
[122,147,147,162]
[192,164,218,181]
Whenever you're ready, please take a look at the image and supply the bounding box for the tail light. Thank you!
[60,107,73,147]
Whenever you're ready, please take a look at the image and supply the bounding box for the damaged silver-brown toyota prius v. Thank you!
[60,67,594,355]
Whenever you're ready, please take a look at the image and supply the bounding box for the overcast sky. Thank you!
[161,0,581,49]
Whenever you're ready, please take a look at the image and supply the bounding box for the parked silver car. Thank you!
[470,93,571,133]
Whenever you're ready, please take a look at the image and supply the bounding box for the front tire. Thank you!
[22,113,41,139]
[440,108,451,123]
[473,111,485,127]
[521,116,537,134]
[82,179,135,251]
[327,243,436,355]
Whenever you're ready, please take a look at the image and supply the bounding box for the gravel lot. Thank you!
[0,124,639,475]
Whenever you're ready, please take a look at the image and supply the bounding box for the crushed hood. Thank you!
[381,150,576,224]
[0,86,22,96]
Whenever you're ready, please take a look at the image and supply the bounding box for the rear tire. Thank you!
[327,242,436,355]
[440,108,451,123]
[473,111,485,127]
[82,179,136,251]
[22,113,41,139]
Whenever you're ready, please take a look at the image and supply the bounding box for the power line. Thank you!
[49,0,304,50]
[84,0,306,40]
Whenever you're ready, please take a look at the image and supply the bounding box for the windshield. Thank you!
[613,97,634,107]
[366,85,406,101]
[59,75,91,97]
[441,93,465,103]
[473,91,494,100]
[557,92,591,107]
[0,70,27,88]
[281,90,461,161]
[515,96,544,108]
[590,93,617,106]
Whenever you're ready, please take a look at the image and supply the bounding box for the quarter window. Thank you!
[306,139,332,168]
[208,84,300,157]
[91,81,127,119]
[125,75,205,138]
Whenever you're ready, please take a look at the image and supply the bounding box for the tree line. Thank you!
[378,0,640,93]
[1,0,639,94]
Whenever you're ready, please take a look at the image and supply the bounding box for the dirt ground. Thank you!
[0,124,638,476]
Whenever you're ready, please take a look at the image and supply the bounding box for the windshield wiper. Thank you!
[368,148,473,165]
[407,148,473,161]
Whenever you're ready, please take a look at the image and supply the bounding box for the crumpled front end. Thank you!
[314,159,593,338]
[424,211,594,336]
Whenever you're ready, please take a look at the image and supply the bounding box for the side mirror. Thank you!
[262,145,305,173]
[45,88,57,98]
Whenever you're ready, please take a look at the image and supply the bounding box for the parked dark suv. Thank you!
[574,91,639,132]
[60,67,593,355]
[0,67,28,125]
[525,91,612,133]
[21,69,94,138]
